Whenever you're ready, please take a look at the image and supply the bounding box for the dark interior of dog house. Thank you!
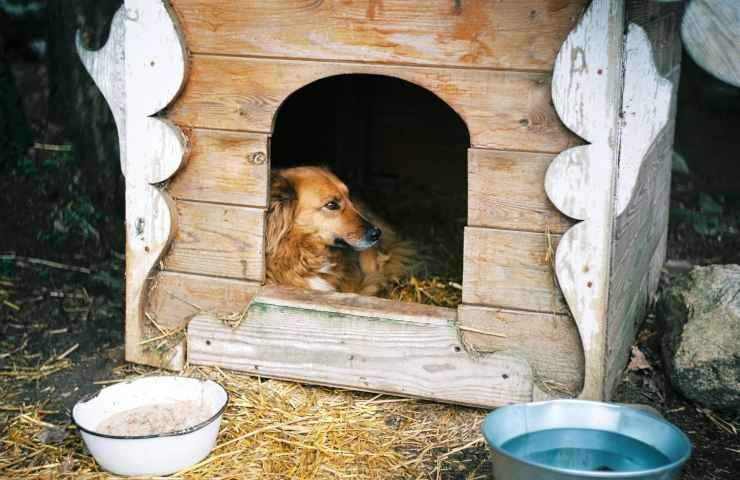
[270,74,470,307]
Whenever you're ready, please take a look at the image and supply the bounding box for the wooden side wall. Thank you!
[605,1,682,398]
[148,1,587,390]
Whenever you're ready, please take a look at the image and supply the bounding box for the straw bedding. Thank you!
[1,363,489,479]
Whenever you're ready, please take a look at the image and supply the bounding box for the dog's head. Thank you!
[267,167,382,251]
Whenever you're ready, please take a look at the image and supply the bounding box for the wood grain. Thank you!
[141,271,261,370]
[606,9,680,396]
[167,128,270,207]
[462,227,567,314]
[188,286,536,407]
[544,0,625,400]
[147,270,262,329]
[605,272,648,399]
[627,7,681,77]
[167,55,579,153]
[682,0,740,87]
[615,24,673,215]
[458,305,583,394]
[171,0,588,72]
[163,201,265,281]
[79,2,190,368]
[468,148,574,233]
[610,89,678,323]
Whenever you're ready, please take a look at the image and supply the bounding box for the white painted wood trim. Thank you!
[545,0,625,400]
[77,1,189,368]
[76,7,127,173]
[616,24,673,215]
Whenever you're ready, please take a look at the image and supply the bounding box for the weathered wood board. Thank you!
[167,55,579,153]
[147,271,262,330]
[543,0,625,400]
[682,0,740,87]
[141,271,261,370]
[167,129,270,207]
[468,148,574,234]
[605,0,681,399]
[605,272,648,396]
[462,227,566,314]
[163,201,266,281]
[171,0,589,71]
[457,304,583,394]
[78,1,190,368]
[188,287,538,407]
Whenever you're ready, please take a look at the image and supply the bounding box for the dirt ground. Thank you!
[2,5,740,478]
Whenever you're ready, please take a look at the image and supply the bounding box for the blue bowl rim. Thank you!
[481,399,692,479]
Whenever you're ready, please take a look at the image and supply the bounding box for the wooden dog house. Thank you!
[78,0,682,407]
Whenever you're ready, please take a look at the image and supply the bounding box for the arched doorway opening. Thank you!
[271,74,470,306]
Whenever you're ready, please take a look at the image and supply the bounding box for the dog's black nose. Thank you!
[366,227,382,242]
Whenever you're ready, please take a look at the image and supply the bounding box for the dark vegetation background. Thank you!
[0,1,739,478]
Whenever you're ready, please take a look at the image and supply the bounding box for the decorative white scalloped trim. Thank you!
[616,24,673,215]
[77,1,189,368]
[545,0,624,400]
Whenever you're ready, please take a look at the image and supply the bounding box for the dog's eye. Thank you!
[324,200,340,211]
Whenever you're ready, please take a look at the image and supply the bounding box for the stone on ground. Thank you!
[657,264,740,411]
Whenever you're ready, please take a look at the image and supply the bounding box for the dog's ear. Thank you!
[266,171,297,256]
[270,171,296,204]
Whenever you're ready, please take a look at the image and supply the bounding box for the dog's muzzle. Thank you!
[334,226,382,251]
[365,227,382,244]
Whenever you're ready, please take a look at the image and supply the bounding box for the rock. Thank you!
[657,264,740,411]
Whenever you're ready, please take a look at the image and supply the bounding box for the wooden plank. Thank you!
[682,0,740,87]
[628,8,682,76]
[458,305,583,395]
[167,55,579,153]
[462,227,567,314]
[627,0,681,25]
[606,14,679,394]
[615,23,674,215]
[140,271,262,370]
[163,201,265,281]
[252,284,458,325]
[78,1,190,368]
[167,129,270,207]
[171,0,589,72]
[610,130,673,322]
[604,271,648,400]
[147,271,262,328]
[648,228,668,303]
[544,0,626,400]
[188,286,537,407]
[468,148,574,233]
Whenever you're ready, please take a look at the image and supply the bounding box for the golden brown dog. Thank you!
[265,166,416,295]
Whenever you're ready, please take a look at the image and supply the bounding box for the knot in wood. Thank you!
[249,151,267,165]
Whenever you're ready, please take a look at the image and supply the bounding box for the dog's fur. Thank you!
[265,166,416,295]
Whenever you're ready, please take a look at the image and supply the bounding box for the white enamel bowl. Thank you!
[72,376,228,477]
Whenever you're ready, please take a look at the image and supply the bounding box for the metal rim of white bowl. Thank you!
[71,376,229,440]
[481,399,693,479]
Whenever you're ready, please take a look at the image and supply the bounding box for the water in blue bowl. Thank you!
[501,428,670,472]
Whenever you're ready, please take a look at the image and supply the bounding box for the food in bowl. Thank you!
[72,376,228,477]
[96,399,214,437]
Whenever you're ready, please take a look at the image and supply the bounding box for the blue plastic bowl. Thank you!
[481,400,691,479]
